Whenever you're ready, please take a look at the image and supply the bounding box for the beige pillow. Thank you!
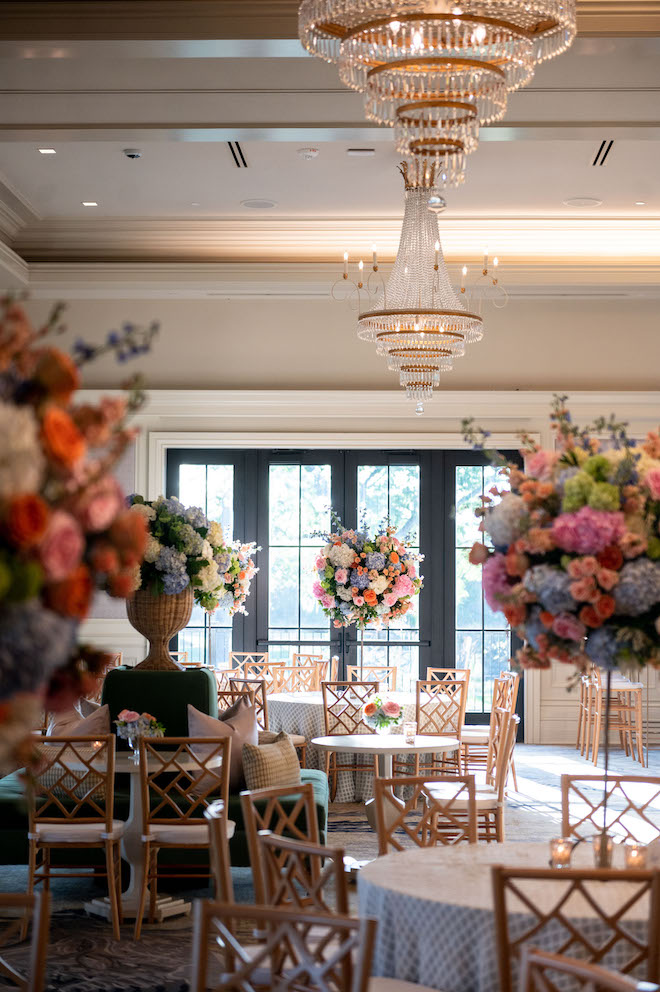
[187,699,258,790]
[79,697,101,719]
[47,703,110,737]
[243,731,301,791]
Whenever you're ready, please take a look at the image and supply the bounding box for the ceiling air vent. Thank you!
[228,141,247,168]
[592,139,613,166]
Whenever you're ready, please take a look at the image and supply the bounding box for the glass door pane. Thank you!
[454,462,512,713]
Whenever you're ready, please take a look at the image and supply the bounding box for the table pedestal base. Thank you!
[84,894,191,923]
[365,751,406,831]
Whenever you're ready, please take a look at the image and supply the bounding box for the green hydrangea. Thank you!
[324,564,334,579]
[588,481,621,512]
[647,536,660,560]
[562,471,594,512]
[583,454,611,482]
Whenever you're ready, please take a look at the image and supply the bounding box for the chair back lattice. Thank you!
[204,801,234,903]
[31,735,115,827]
[273,665,321,693]
[257,831,349,915]
[0,890,50,992]
[346,666,398,691]
[492,865,660,992]
[374,774,477,853]
[520,947,660,992]
[561,774,660,845]
[172,651,203,668]
[426,668,471,685]
[191,901,376,992]
[490,710,519,796]
[416,679,468,737]
[229,678,268,730]
[138,736,231,826]
[499,669,521,710]
[322,682,379,737]
[217,687,254,713]
[292,653,324,667]
[240,782,321,905]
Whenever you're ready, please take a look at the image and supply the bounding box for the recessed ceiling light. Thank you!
[347,148,376,157]
[562,196,603,207]
[635,201,646,206]
[81,201,98,207]
[38,148,56,154]
[191,201,201,207]
[241,198,277,209]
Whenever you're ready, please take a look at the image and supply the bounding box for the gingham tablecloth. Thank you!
[357,842,650,992]
[267,691,417,802]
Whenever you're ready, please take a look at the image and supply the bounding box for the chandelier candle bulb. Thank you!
[461,265,467,293]
[434,240,440,271]
[358,259,364,288]
[372,245,378,270]
[343,251,349,278]
[483,249,489,274]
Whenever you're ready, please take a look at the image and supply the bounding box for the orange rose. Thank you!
[390,552,399,564]
[594,594,616,620]
[41,405,86,467]
[108,569,139,599]
[109,509,148,555]
[363,588,377,606]
[35,348,80,403]
[5,493,49,548]
[363,701,377,717]
[579,605,602,629]
[504,604,526,627]
[46,564,93,619]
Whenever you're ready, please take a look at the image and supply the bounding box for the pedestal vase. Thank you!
[127,586,193,671]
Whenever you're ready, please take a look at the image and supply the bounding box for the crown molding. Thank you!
[0,175,40,242]
[0,240,28,287]
[0,1,658,40]
[13,217,660,266]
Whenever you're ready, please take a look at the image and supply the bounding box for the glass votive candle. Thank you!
[624,842,647,869]
[549,838,572,869]
[91,740,103,750]
[404,721,417,745]
[593,832,614,868]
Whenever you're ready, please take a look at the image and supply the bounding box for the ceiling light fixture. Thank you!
[38,148,56,154]
[300,0,576,189]
[81,201,98,207]
[240,198,277,209]
[562,196,603,208]
[635,201,646,206]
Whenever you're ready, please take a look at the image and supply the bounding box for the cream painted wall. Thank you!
[27,296,660,392]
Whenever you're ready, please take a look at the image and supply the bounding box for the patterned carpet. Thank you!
[1,744,658,990]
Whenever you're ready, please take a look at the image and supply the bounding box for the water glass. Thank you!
[404,721,417,745]
[624,842,647,869]
[127,735,140,764]
[549,838,572,868]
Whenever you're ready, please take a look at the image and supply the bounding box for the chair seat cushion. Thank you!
[29,819,125,842]
[461,728,489,743]
[370,977,447,992]
[144,819,236,845]
[426,782,498,810]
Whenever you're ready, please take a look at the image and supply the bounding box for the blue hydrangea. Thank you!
[524,565,576,614]
[585,626,631,669]
[365,552,386,570]
[339,601,352,616]
[353,532,366,550]
[523,607,545,651]
[0,602,77,700]
[179,523,204,556]
[614,559,660,616]
[155,546,188,576]
[215,553,231,572]
[162,570,190,594]
[184,505,208,529]
[349,568,370,590]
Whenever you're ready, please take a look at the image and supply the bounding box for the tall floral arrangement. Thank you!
[0,297,158,771]
[463,395,660,673]
[128,495,259,614]
[313,518,422,629]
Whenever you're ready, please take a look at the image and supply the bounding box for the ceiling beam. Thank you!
[0,1,659,41]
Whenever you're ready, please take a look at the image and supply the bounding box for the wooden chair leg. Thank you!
[148,847,158,924]
[635,692,645,766]
[104,841,121,940]
[133,841,151,941]
[297,743,307,768]
[592,703,601,766]
[20,838,38,941]
[329,754,338,802]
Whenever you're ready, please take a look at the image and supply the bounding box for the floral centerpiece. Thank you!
[0,297,157,772]
[115,709,164,761]
[127,495,259,668]
[463,395,660,674]
[312,519,423,657]
[363,695,402,735]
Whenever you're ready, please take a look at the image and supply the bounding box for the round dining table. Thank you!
[357,841,647,992]
[311,734,459,829]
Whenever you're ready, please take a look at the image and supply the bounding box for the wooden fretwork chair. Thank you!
[586,667,645,767]
[216,653,283,690]
[426,668,470,683]
[1,891,50,992]
[561,773,660,845]
[190,901,377,992]
[257,832,349,915]
[321,681,379,802]
[373,774,477,854]
[272,665,321,693]
[414,678,468,775]
[492,865,660,992]
[217,686,255,713]
[230,677,307,765]
[204,801,234,904]
[240,782,320,906]
[520,948,660,992]
[461,674,520,787]
[26,735,123,940]
[134,735,232,940]
[346,665,398,691]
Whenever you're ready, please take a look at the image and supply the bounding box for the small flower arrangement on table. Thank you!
[115,709,164,761]
[129,495,259,614]
[363,696,402,735]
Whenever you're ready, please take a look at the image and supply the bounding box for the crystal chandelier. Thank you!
[333,164,505,414]
[300,0,576,187]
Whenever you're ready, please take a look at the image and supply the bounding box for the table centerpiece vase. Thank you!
[127,586,193,671]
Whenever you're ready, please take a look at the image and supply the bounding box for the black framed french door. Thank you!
[166,445,523,727]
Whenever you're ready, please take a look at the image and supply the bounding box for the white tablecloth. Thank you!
[267,691,417,802]
[357,842,650,992]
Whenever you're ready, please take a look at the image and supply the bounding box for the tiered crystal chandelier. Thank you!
[300,0,576,187]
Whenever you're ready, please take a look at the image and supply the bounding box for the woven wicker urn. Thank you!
[127,585,193,671]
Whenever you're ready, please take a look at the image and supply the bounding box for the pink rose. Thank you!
[645,467,660,500]
[334,568,348,584]
[39,511,84,580]
[118,709,139,722]
[315,555,326,569]
[383,593,397,608]
[569,577,598,603]
[551,612,586,642]
[597,567,619,591]
[382,700,401,718]
[392,574,414,598]
[406,563,416,579]
[74,475,124,533]
[353,595,364,606]
[525,450,559,482]
[312,581,325,599]
[320,593,335,609]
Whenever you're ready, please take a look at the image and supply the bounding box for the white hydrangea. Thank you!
[131,502,156,521]
[482,492,529,548]
[0,402,44,499]
[144,536,162,563]
[197,559,221,593]
[200,539,214,561]
[336,585,353,602]
[328,543,356,569]
[208,520,225,547]
[369,575,389,595]
[180,523,203,556]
